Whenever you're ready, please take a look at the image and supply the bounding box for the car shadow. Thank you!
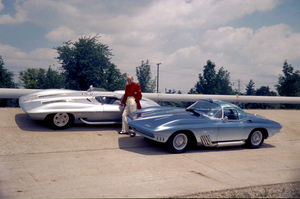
[118,136,276,155]
[15,113,122,132]
[188,142,275,153]
[118,136,170,155]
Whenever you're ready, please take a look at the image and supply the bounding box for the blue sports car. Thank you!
[127,99,282,153]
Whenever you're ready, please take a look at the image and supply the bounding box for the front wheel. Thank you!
[247,130,264,148]
[46,113,74,129]
[167,132,190,153]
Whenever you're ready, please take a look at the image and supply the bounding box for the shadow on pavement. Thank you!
[117,136,169,155]
[117,136,276,155]
[15,113,122,132]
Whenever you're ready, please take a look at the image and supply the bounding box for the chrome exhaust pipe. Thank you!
[217,141,245,147]
[79,118,121,125]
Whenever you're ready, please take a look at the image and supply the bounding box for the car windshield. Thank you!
[223,104,248,119]
[187,100,222,119]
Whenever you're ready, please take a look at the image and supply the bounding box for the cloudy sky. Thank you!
[0,0,299,93]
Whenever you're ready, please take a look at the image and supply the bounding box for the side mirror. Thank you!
[223,116,228,123]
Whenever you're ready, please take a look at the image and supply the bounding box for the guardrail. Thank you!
[0,88,41,98]
[1,88,300,104]
[142,93,300,104]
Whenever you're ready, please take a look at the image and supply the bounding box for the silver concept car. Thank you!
[19,86,160,129]
[127,99,282,153]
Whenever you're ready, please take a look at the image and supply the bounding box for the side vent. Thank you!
[200,135,217,147]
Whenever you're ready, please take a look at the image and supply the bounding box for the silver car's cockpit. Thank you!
[187,99,222,119]
[187,99,249,120]
[95,96,120,105]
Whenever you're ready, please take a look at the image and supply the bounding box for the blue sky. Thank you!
[0,0,299,93]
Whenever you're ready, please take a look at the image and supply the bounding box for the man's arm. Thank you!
[120,85,128,105]
[134,84,142,102]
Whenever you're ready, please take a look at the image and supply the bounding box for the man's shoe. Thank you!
[130,132,136,137]
[118,131,128,134]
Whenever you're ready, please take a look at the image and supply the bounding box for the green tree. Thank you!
[19,68,46,89]
[19,66,65,89]
[54,35,115,90]
[256,86,277,96]
[245,79,256,95]
[276,60,300,97]
[103,63,127,91]
[0,55,18,107]
[244,85,278,109]
[216,67,234,95]
[255,86,278,109]
[43,66,66,89]
[136,60,156,93]
[0,55,16,88]
[190,60,233,94]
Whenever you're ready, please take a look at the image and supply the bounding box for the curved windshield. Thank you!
[231,105,248,119]
[187,100,222,119]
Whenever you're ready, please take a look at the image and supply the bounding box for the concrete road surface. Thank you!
[0,108,299,198]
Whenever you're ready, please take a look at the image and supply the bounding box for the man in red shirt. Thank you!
[119,76,142,137]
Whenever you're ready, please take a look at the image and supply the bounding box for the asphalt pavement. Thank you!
[0,108,299,198]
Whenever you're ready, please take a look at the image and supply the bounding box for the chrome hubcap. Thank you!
[251,131,262,146]
[53,113,69,127]
[173,133,188,150]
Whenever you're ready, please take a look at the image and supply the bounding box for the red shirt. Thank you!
[121,82,142,109]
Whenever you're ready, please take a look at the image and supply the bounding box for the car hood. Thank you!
[246,112,282,127]
[127,106,206,130]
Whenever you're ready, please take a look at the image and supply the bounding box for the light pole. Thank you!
[157,63,161,93]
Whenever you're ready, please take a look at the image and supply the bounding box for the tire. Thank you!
[46,113,74,129]
[167,132,190,153]
[247,129,264,148]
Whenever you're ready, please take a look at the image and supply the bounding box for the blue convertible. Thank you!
[127,99,282,153]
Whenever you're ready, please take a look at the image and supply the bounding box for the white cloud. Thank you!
[201,24,300,67]
[0,1,3,11]
[0,14,16,24]
[247,24,300,63]
[5,0,279,35]
[2,0,299,92]
[0,0,27,24]
[46,26,77,42]
[0,44,58,73]
[132,0,278,31]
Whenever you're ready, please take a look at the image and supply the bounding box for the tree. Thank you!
[0,55,16,88]
[193,60,216,94]
[254,86,278,109]
[54,35,117,90]
[244,85,278,109]
[19,66,65,89]
[190,60,233,95]
[103,63,127,91]
[216,67,234,95]
[19,68,46,89]
[276,60,300,97]
[136,60,156,93]
[43,66,66,89]
[256,86,277,96]
[0,55,18,107]
[245,79,256,95]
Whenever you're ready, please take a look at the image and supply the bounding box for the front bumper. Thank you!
[131,127,169,143]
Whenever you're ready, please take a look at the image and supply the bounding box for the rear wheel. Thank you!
[167,132,190,153]
[46,113,74,129]
[247,129,264,148]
